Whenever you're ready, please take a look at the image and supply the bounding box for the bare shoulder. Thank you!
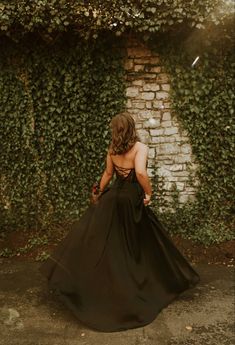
[135,141,148,153]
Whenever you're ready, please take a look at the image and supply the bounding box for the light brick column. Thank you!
[124,37,198,204]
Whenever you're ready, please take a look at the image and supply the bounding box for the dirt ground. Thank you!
[0,228,234,345]
[0,259,234,345]
[1,228,235,267]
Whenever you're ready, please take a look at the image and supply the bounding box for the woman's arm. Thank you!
[134,144,152,205]
[99,151,114,192]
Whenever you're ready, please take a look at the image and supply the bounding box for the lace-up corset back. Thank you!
[113,163,136,182]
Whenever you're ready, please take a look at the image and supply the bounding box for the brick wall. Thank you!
[124,38,198,204]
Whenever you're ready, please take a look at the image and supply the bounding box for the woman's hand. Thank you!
[91,183,101,204]
[135,143,152,201]
[91,193,99,204]
[144,193,151,205]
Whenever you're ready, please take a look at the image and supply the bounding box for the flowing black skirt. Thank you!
[39,175,200,332]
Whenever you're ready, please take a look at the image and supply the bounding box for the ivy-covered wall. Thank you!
[0,1,234,245]
[1,0,232,38]
[0,31,234,245]
[124,37,198,205]
[120,34,234,245]
[146,30,235,245]
[0,33,126,231]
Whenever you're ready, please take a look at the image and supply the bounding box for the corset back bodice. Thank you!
[113,163,137,183]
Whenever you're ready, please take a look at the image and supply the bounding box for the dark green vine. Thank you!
[0,2,234,246]
[0,0,233,39]
[0,33,126,232]
[148,27,235,245]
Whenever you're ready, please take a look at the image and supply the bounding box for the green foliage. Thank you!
[0,2,234,246]
[0,247,13,258]
[0,0,234,39]
[0,33,126,231]
[0,234,49,258]
[18,236,49,254]
[149,32,235,245]
[36,251,50,262]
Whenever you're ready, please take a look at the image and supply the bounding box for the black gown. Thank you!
[39,164,200,332]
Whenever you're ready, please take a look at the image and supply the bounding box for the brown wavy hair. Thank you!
[109,112,139,155]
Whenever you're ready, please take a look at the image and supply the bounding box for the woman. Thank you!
[39,112,200,332]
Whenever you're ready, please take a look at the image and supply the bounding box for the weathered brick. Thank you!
[135,122,143,129]
[126,87,139,97]
[153,100,164,109]
[176,182,185,191]
[140,92,155,100]
[179,194,195,203]
[151,137,162,144]
[150,66,161,73]
[124,59,134,70]
[132,101,146,109]
[163,102,171,109]
[157,143,180,154]
[161,120,172,128]
[164,181,173,190]
[159,155,176,161]
[143,83,160,92]
[132,80,143,86]
[162,112,171,121]
[156,91,169,99]
[126,99,132,108]
[127,47,151,57]
[134,58,151,64]
[148,148,155,159]
[142,73,156,79]
[143,118,161,128]
[177,177,189,182]
[169,164,184,172]
[157,73,169,83]
[174,155,192,163]
[156,166,172,178]
[134,64,145,72]
[172,171,190,176]
[150,128,164,136]
[163,137,177,143]
[162,159,174,164]
[161,84,170,91]
[137,129,150,144]
[138,110,153,118]
[164,127,178,135]
[151,111,161,118]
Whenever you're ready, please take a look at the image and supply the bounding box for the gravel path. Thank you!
[0,259,234,345]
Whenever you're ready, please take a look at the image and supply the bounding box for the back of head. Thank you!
[110,112,139,155]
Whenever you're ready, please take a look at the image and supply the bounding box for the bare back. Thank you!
[109,141,148,177]
[111,141,145,167]
[101,141,151,196]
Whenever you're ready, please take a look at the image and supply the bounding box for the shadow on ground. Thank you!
[0,259,234,345]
